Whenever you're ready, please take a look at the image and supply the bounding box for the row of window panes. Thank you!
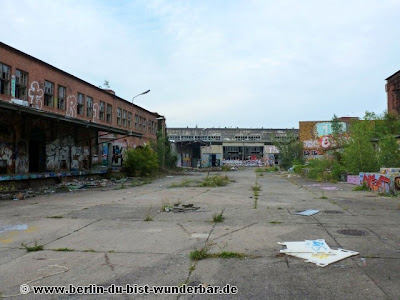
[234,136,261,141]
[0,62,157,131]
[0,63,29,100]
[167,136,222,141]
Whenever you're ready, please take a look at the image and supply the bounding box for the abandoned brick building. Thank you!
[0,42,165,180]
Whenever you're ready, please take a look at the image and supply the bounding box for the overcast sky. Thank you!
[1,0,399,128]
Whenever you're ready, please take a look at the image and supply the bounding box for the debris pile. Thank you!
[278,239,359,267]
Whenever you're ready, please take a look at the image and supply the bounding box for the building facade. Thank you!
[167,128,298,167]
[386,70,400,114]
[0,42,164,177]
[299,117,357,160]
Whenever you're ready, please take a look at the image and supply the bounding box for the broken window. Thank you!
[106,104,112,123]
[77,93,84,115]
[57,85,66,110]
[15,69,28,100]
[135,114,138,129]
[99,101,105,120]
[0,63,10,95]
[128,112,132,128]
[117,108,122,125]
[122,110,127,127]
[143,118,146,131]
[44,80,54,107]
[86,96,93,117]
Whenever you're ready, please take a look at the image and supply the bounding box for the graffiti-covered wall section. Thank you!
[299,118,355,160]
[0,108,98,175]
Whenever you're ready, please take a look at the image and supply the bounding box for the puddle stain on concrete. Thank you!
[0,224,38,244]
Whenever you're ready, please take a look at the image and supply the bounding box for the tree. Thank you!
[273,132,303,170]
[155,130,177,169]
[378,135,400,167]
[342,117,379,174]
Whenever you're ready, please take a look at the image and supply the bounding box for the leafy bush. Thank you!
[293,165,305,174]
[123,145,159,177]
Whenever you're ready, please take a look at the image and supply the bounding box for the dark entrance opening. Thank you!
[29,127,46,172]
[211,154,217,166]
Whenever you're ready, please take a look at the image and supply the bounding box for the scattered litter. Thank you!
[163,203,202,213]
[278,239,359,267]
[295,209,320,216]
[0,224,28,233]
[279,239,333,253]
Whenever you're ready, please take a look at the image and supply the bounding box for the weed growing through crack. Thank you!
[217,251,245,259]
[212,211,225,222]
[161,199,172,211]
[189,247,210,261]
[83,249,96,252]
[54,248,74,252]
[320,191,328,199]
[47,215,63,219]
[251,180,261,209]
[144,215,153,221]
[22,240,44,252]
[269,221,282,224]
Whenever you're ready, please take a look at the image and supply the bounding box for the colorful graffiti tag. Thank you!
[361,173,391,194]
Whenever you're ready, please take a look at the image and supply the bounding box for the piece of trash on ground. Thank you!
[295,209,320,216]
[278,239,359,267]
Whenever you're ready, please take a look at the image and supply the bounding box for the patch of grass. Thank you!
[200,175,230,187]
[189,247,210,261]
[22,241,44,252]
[353,183,369,191]
[83,249,96,252]
[169,179,193,188]
[161,199,172,211]
[269,221,282,224]
[47,215,63,219]
[255,167,278,173]
[189,264,196,271]
[212,211,225,222]
[320,191,328,199]
[221,165,231,172]
[54,248,74,252]
[277,207,283,210]
[108,250,116,253]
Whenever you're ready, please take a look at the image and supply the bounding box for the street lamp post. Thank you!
[131,90,150,103]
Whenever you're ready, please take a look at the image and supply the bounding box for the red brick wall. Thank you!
[0,43,158,142]
[386,73,400,114]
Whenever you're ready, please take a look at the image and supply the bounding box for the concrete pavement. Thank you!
[0,169,399,299]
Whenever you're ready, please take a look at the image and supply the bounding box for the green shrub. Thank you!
[293,165,305,174]
[123,145,159,177]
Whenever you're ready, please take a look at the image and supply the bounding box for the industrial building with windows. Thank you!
[167,127,298,168]
[0,42,165,182]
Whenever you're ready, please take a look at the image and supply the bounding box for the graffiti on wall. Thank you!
[395,177,400,191]
[0,143,13,167]
[361,173,391,194]
[303,121,347,160]
[66,95,77,118]
[15,141,28,173]
[28,81,43,109]
[92,103,99,122]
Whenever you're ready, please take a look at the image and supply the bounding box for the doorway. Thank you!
[29,127,46,172]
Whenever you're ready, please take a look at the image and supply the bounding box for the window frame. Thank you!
[106,104,112,123]
[86,96,93,117]
[44,80,54,107]
[99,101,105,121]
[0,62,11,95]
[15,69,28,100]
[57,85,66,110]
[77,93,85,115]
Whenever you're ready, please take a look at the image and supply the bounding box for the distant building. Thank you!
[167,128,298,167]
[386,70,400,114]
[299,117,357,160]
